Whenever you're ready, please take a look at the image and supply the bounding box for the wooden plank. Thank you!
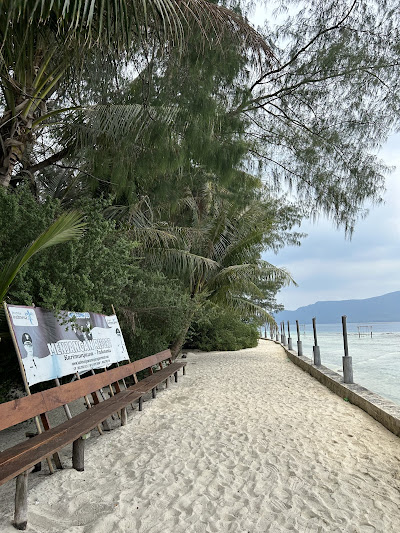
[40,413,63,470]
[91,391,112,431]
[0,389,142,485]
[0,356,184,487]
[126,363,185,393]
[0,350,172,431]
[54,378,72,420]
[0,365,185,474]
[0,390,132,470]
[75,372,103,435]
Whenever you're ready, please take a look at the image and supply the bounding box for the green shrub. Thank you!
[185,303,259,351]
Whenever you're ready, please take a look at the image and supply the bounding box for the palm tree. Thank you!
[134,184,297,357]
[0,0,272,188]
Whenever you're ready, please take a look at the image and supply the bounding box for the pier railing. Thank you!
[260,315,354,383]
[259,317,400,438]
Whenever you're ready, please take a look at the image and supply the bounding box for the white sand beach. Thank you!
[1,340,399,533]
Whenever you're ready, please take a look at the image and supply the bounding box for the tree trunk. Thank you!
[170,325,191,360]
[170,306,198,360]
[0,139,25,188]
[0,110,31,188]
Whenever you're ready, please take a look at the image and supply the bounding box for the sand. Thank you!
[0,340,399,533]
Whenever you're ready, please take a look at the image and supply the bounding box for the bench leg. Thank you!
[183,366,186,376]
[152,387,156,399]
[14,470,29,530]
[102,418,112,432]
[165,378,169,389]
[121,407,128,426]
[72,437,85,472]
[139,396,143,411]
[52,452,63,470]
[174,371,178,383]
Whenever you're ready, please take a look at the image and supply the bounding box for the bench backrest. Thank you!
[0,349,171,432]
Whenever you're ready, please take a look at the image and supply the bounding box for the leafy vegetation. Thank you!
[186,303,260,352]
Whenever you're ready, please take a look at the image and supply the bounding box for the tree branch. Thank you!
[249,0,359,91]
[26,147,71,173]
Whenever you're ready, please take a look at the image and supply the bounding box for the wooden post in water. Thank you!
[275,325,279,342]
[312,317,321,366]
[296,320,303,356]
[287,321,293,350]
[342,315,354,383]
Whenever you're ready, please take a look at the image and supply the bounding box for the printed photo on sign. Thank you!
[7,305,129,386]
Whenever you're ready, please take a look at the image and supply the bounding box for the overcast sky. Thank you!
[263,135,400,310]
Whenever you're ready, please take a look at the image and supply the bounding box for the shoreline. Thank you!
[1,341,399,532]
[270,338,400,438]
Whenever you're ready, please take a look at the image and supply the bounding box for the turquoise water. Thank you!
[270,322,400,406]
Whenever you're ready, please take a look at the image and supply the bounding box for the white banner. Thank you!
[7,305,129,386]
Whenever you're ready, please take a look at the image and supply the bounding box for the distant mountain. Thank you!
[275,291,400,324]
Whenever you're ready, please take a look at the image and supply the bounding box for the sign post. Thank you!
[3,302,55,474]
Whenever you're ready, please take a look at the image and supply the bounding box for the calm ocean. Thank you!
[272,322,400,407]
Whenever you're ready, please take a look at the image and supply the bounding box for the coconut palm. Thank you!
[0,0,272,188]
[131,184,297,357]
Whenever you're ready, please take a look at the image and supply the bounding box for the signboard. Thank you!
[6,304,129,386]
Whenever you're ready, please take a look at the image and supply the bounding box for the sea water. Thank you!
[271,322,400,407]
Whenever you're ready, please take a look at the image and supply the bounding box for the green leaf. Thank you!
[0,211,86,302]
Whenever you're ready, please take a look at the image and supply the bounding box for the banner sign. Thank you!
[6,304,129,386]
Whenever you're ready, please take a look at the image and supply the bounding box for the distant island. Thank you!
[275,290,400,324]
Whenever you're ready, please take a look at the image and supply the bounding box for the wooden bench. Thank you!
[0,349,186,530]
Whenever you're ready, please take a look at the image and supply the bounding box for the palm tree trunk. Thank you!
[170,306,198,360]
[0,109,31,188]
[0,140,25,188]
[170,326,190,360]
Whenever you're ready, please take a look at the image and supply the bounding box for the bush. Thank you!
[119,270,190,358]
[185,303,259,351]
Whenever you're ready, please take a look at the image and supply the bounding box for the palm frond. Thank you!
[0,212,86,302]
[211,262,295,289]
[217,293,276,323]
[1,1,273,60]
[147,248,219,279]
[73,104,178,146]
[132,227,178,249]
[210,277,265,300]
[258,261,297,287]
